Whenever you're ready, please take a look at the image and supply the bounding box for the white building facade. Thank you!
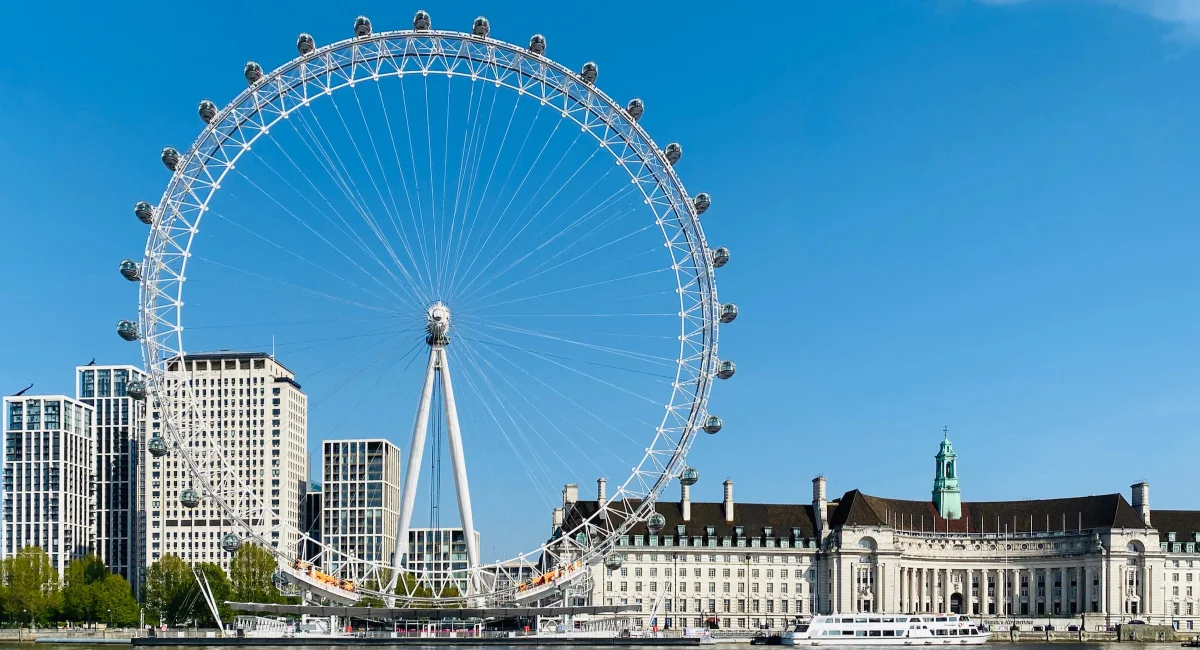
[3,395,94,576]
[76,364,147,593]
[320,439,400,580]
[145,352,307,571]
[553,436,1196,632]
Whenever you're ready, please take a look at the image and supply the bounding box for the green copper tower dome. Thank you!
[932,427,962,520]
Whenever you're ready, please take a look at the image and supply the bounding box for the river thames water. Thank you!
[0,644,1189,650]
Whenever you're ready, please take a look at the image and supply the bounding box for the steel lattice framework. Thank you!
[135,22,724,606]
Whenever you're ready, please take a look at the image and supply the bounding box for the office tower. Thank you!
[321,439,401,581]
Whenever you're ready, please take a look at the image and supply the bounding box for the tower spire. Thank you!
[932,428,962,520]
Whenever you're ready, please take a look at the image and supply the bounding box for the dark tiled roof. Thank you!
[832,490,1148,534]
[561,499,821,542]
[1151,511,1200,544]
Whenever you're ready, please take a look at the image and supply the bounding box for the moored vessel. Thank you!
[782,614,989,646]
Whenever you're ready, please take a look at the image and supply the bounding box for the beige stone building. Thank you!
[553,435,1200,632]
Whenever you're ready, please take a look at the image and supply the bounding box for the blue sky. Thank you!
[2,1,1200,560]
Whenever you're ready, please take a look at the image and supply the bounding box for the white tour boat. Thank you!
[782,614,990,646]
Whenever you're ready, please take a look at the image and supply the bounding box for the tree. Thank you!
[61,554,108,624]
[95,575,140,627]
[229,544,280,604]
[6,547,60,626]
[143,555,193,626]
[192,563,232,626]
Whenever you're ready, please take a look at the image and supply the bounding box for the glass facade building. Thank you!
[77,364,147,595]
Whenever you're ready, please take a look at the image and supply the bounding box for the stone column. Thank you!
[996,568,1004,617]
[944,568,951,613]
[877,562,885,613]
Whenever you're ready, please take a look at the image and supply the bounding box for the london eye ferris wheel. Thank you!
[116,10,738,606]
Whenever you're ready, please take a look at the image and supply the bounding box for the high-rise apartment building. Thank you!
[2,395,94,576]
[321,439,401,581]
[76,364,147,593]
[145,352,307,571]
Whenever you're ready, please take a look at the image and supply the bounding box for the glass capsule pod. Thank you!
[414,10,431,30]
[580,62,598,84]
[221,533,242,553]
[472,16,490,37]
[160,147,180,171]
[680,466,699,486]
[647,512,666,535]
[297,33,315,56]
[712,247,730,268]
[529,34,546,55]
[119,259,140,282]
[180,489,200,508]
[198,100,217,124]
[693,192,711,215]
[354,16,372,37]
[664,143,682,166]
[134,201,154,225]
[604,552,624,570]
[716,360,736,380]
[703,415,723,434]
[244,61,263,85]
[626,98,644,122]
[116,320,138,342]
[148,435,168,457]
[126,379,147,401]
[719,303,738,324]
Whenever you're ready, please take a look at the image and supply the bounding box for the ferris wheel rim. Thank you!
[136,23,722,605]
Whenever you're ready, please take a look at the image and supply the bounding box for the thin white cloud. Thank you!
[980,0,1200,39]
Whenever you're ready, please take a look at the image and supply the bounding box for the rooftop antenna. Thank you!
[271,335,275,361]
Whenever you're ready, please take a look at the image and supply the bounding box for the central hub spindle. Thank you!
[426,301,451,345]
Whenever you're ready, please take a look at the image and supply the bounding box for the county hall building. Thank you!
[552,434,1200,632]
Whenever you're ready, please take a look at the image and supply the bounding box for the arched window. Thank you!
[946,462,955,479]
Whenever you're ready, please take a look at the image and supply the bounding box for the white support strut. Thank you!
[437,346,481,586]
[391,346,438,584]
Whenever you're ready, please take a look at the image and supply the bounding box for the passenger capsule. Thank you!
[179,489,200,508]
[116,320,138,342]
[134,201,154,225]
[160,147,180,171]
[472,16,490,37]
[647,512,666,535]
[354,15,372,38]
[198,99,217,124]
[580,61,598,85]
[244,61,263,85]
[221,533,242,553]
[664,143,682,166]
[414,10,432,31]
[296,32,316,56]
[702,415,723,434]
[148,435,169,457]
[125,379,147,401]
[528,34,546,55]
[712,247,730,268]
[693,193,711,215]
[680,466,699,486]
[119,259,140,282]
[719,303,738,324]
[626,98,644,122]
[716,360,736,380]
[604,552,624,570]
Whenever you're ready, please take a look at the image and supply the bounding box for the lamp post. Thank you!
[108,608,113,629]
[672,553,680,629]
